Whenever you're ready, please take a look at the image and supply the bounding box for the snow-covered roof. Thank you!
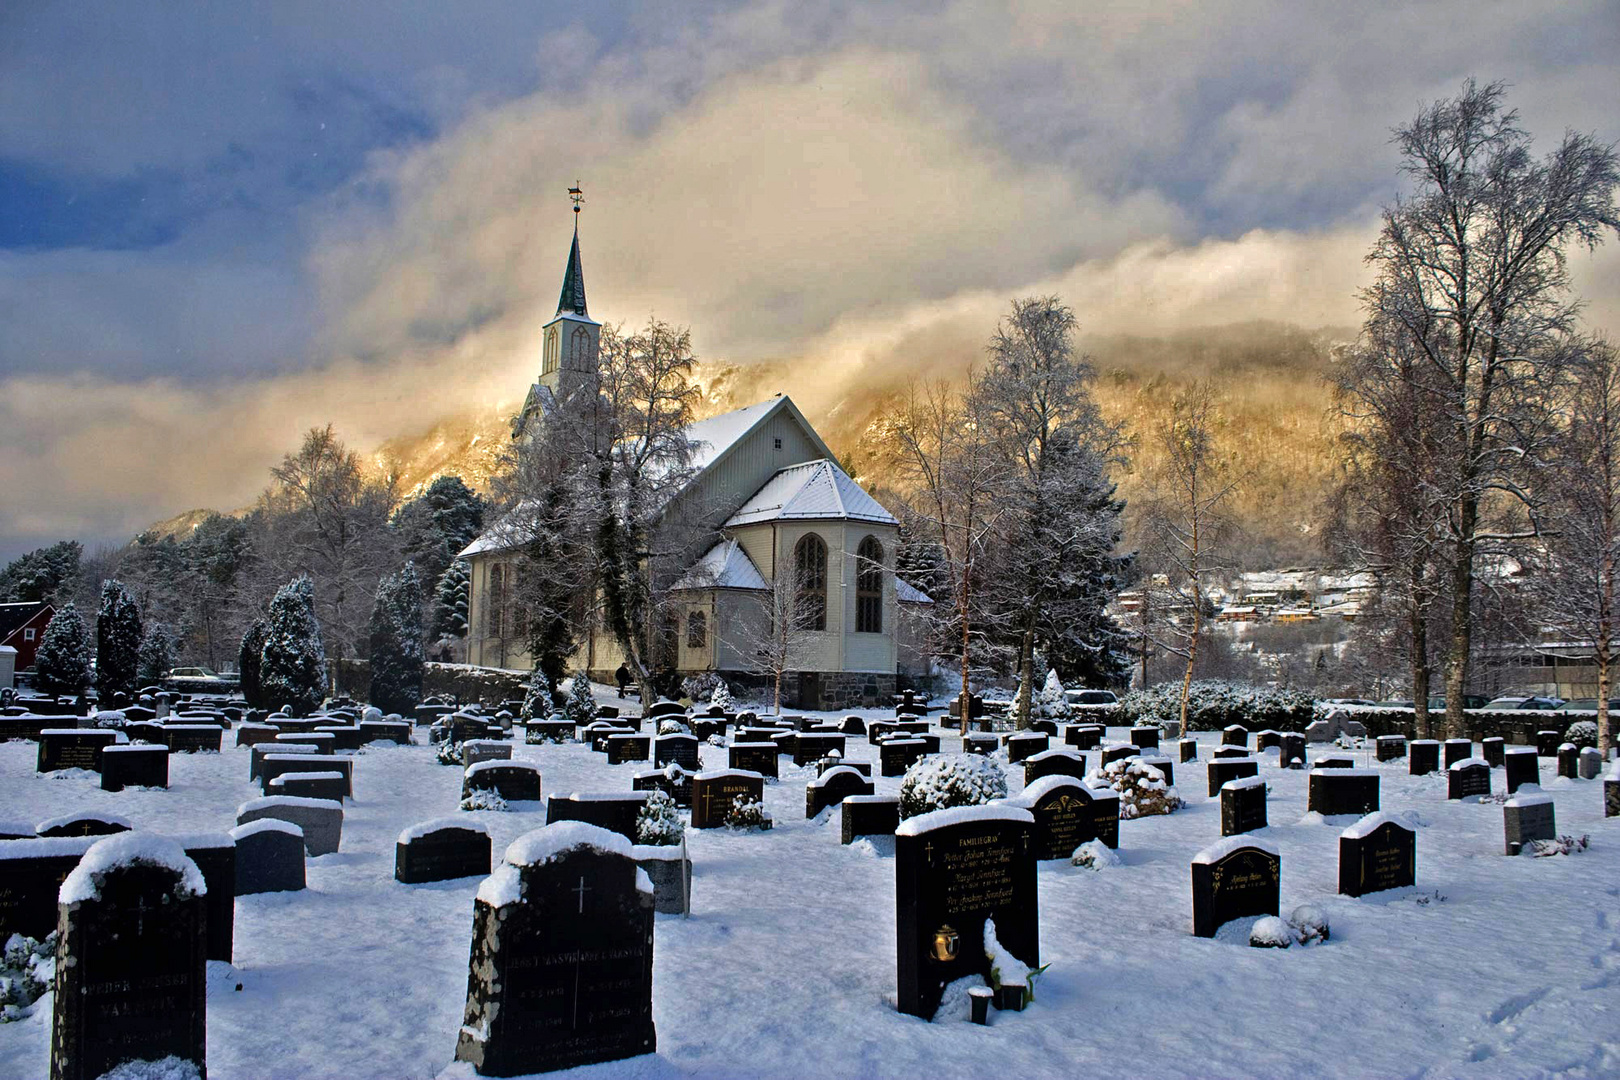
[672,539,769,592]
[726,458,896,528]
[895,578,934,605]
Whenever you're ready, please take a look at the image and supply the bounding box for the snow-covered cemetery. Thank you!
[3,6,1620,1079]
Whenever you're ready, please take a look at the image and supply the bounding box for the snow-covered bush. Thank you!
[1289,905,1329,945]
[238,618,268,709]
[1031,670,1073,723]
[1564,720,1598,749]
[1091,757,1182,818]
[709,682,734,713]
[95,579,143,701]
[724,796,771,831]
[136,622,175,688]
[680,672,723,703]
[259,576,327,717]
[1114,680,1315,733]
[0,932,55,1022]
[435,740,464,767]
[658,718,689,736]
[898,754,1008,820]
[35,602,92,698]
[706,733,727,748]
[460,789,508,812]
[520,669,554,722]
[368,562,425,714]
[1527,834,1590,857]
[1250,916,1294,948]
[562,673,596,727]
[1071,840,1120,870]
[431,559,471,642]
[635,790,685,846]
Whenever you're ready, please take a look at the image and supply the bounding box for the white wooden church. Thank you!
[459,224,930,708]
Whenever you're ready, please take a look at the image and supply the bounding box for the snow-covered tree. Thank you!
[1031,669,1073,722]
[431,559,471,643]
[898,754,1007,820]
[562,672,596,726]
[136,623,176,687]
[0,539,82,603]
[239,618,268,709]
[709,681,733,713]
[520,667,554,722]
[35,602,91,697]
[260,576,327,717]
[635,789,685,845]
[368,562,425,713]
[394,475,486,599]
[94,579,143,701]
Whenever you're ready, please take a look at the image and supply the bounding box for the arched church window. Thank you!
[794,534,828,631]
[570,326,592,367]
[687,609,708,649]
[856,536,884,633]
[487,565,505,637]
[542,329,559,376]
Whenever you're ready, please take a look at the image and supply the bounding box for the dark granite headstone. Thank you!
[163,724,223,754]
[37,729,120,773]
[235,796,343,856]
[1278,733,1307,769]
[0,836,98,940]
[1409,740,1440,776]
[1503,793,1556,855]
[1023,748,1086,785]
[1220,776,1267,836]
[99,745,168,791]
[235,722,281,748]
[1178,738,1199,763]
[632,766,694,808]
[1308,769,1380,817]
[793,732,847,766]
[1447,759,1491,800]
[805,766,875,818]
[229,820,305,894]
[177,834,236,964]
[525,719,574,744]
[1207,757,1260,797]
[1066,725,1103,750]
[1338,813,1415,897]
[895,806,1037,1020]
[455,826,656,1076]
[838,716,866,736]
[1375,735,1407,762]
[1535,730,1561,756]
[1443,739,1472,769]
[545,792,649,840]
[841,795,900,844]
[462,740,512,768]
[1101,743,1138,767]
[1129,726,1161,750]
[880,738,930,777]
[51,835,207,1080]
[1013,777,1113,860]
[396,821,493,883]
[690,770,766,829]
[1557,744,1579,779]
[1222,725,1249,748]
[1312,755,1354,769]
[963,733,999,756]
[606,734,651,765]
[37,813,132,839]
[727,742,779,779]
[1137,754,1175,787]
[654,733,700,770]
[260,753,353,796]
[1005,732,1049,763]
[1605,772,1620,818]
[271,770,349,803]
[314,724,363,751]
[1481,737,1505,768]
[1256,730,1282,752]
[1504,747,1541,793]
[1190,838,1280,938]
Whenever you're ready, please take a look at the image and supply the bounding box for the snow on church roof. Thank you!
[673,539,769,592]
[684,398,789,474]
[725,459,897,527]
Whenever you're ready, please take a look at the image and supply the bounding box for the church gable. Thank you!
[680,397,832,523]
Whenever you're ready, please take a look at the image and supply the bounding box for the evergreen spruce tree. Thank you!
[520,666,554,721]
[562,671,596,726]
[260,576,327,716]
[369,562,425,713]
[431,559,471,642]
[35,602,92,697]
[239,618,268,709]
[136,623,176,688]
[94,579,143,701]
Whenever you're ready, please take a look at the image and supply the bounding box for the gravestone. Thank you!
[806,766,875,818]
[1138,754,1175,788]
[1066,725,1103,750]
[314,724,363,751]
[841,795,901,844]
[817,758,871,778]
[545,792,649,841]
[172,833,235,964]
[793,732,847,766]
[647,699,686,719]
[271,770,349,802]
[838,716,866,736]
[1207,757,1260,797]
[1446,758,1492,800]
[37,813,132,839]
[1580,747,1603,780]
[1557,744,1579,779]
[163,724,223,754]
[396,819,493,883]
[1481,737,1505,768]
[895,805,1037,1020]
[1409,740,1441,776]
[99,745,168,791]
[963,733,999,756]
[525,718,573,744]
[632,765,693,808]
[455,825,656,1076]
[1220,776,1267,836]
[1375,735,1407,762]
[1304,719,1334,743]
[728,742,779,779]
[1503,791,1556,856]
[1443,739,1472,769]
[1278,733,1307,769]
[229,820,305,894]
[1005,732,1049,763]
[880,738,930,777]
[1222,725,1249,748]
[0,836,99,940]
[1312,755,1355,769]
[51,833,207,1080]
[236,795,343,856]
[1256,730,1282,751]
[1011,776,1112,860]
[1503,747,1541,793]
[260,753,353,797]
[607,734,651,765]
[250,741,317,780]
[1101,743,1138,767]
[1190,837,1280,938]
[235,722,280,748]
[1129,726,1162,750]
[463,739,512,768]
[37,729,119,773]
[1178,738,1199,763]
[1338,812,1415,897]
[1606,768,1620,818]
[690,770,766,829]
[654,733,700,771]
[1023,748,1086,785]
[631,843,692,915]
[1308,769,1380,817]
[1536,730,1561,756]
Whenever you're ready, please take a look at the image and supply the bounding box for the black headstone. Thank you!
[1606,774,1620,818]
[1443,739,1472,769]
[397,821,493,883]
[654,733,700,770]
[793,732,847,766]
[1178,738,1199,763]
[895,806,1037,1020]
[1503,747,1541,793]
[1014,777,1113,860]
[545,792,648,840]
[1535,730,1561,756]
[727,742,779,779]
[229,820,305,894]
[805,766,875,818]
[606,734,651,765]
[1481,737,1505,768]
[1222,725,1249,748]
[841,796,900,844]
[1447,760,1491,800]
[1557,744,1579,779]
[0,836,98,941]
[1220,777,1267,836]
[1207,757,1260,797]
[1375,735,1407,762]
[1307,770,1380,817]
[963,733,999,756]
[690,771,765,829]
[1023,749,1086,785]
[1005,733,1049,763]
[99,745,168,791]
[463,762,543,803]
[1503,793,1556,856]
[1190,839,1280,938]
[632,766,694,809]
[1066,725,1103,751]
[38,813,131,839]
[1278,733,1307,769]
[1129,726,1161,750]
[175,835,235,964]
[37,729,120,773]
[880,738,930,777]
[455,826,656,1076]
[1338,814,1415,897]
[1409,740,1440,776]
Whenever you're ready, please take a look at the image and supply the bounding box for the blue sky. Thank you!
[1,1,1616,559]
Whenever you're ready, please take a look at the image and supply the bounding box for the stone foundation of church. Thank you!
[713,670,896,712]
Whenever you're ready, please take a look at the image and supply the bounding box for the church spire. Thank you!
[556,186,588,318]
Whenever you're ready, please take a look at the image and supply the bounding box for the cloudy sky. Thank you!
[2,1,1616,560]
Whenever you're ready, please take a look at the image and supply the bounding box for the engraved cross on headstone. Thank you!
[131,894,158,936]
[573,875,591,914]
[924,842,935,866]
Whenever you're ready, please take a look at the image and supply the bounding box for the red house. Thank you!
[0,602,55,670]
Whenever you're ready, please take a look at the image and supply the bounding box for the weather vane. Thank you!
[568,183,584,215]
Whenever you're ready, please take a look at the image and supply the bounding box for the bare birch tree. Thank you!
[731,562,822,714]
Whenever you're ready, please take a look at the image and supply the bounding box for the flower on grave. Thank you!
[635,790,685,846]
[723,796,771,831]
[1090,757,1183,818]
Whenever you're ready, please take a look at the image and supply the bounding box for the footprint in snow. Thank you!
[1487,987,1548,1026]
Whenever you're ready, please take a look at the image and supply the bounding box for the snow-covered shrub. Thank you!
[724,796,771,831]
[35,602,92,698]
[238,618,268,709]
[562,673,596,727]
[96,1056,202,1080]
[1091,757,1182,818]
[1250,917,1294,948]
[1289,905,1329,945]
[96,579,143,701]
[368,562,425,714]
[435,740,464,766]
[1071,840,1120,870]
[137,623,175,688]
[709,682,734,713]
[1527,834,1590,857]
[680,672,723,703]
[1564,720,1598,749]
[706,733,727,748]
[460,789,508,812]
[898,754,1008,820]
[1031,670,1073,723]
[259,576,327,717]
[520,669,554,722]
[0,932,55,1022]
[1114,679,1315,733]
[658,718,689,736]
[635,790,685,846]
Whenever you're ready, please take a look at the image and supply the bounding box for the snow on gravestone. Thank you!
[1220,775,1268,837]
[689,771,765,830]
[895,804,1038,1020]
[1008,776,1119,859]
[1504,747,1541,793]
[50,833,207,1080]
[1190,836,1280,938]
[396,819,493,884]
[1503,792,1556,856]
[805,765,874,818]
[1338,812,1415,897]
[1447,759,1492,800]
[455,824,656,1077]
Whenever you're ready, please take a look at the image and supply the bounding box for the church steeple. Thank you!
[529,188,601,404]
[556,222,588,318]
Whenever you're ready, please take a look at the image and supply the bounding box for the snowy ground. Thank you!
[3,691,1619,1080]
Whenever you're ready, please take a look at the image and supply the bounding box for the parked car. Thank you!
[1373,699,1414,709]
[164,666,241,691]
[1554,698,1618,711]
[166,666,226,682]
[1064,689,1118,706]
[1425,695,1490,711]
[1323,698,1378,707]
[1481,695,1564,711]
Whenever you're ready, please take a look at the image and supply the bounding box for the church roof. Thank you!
[556,226,588,318]
[725,458,897,527]
[672,539,769,592]
[895,578,935,605]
